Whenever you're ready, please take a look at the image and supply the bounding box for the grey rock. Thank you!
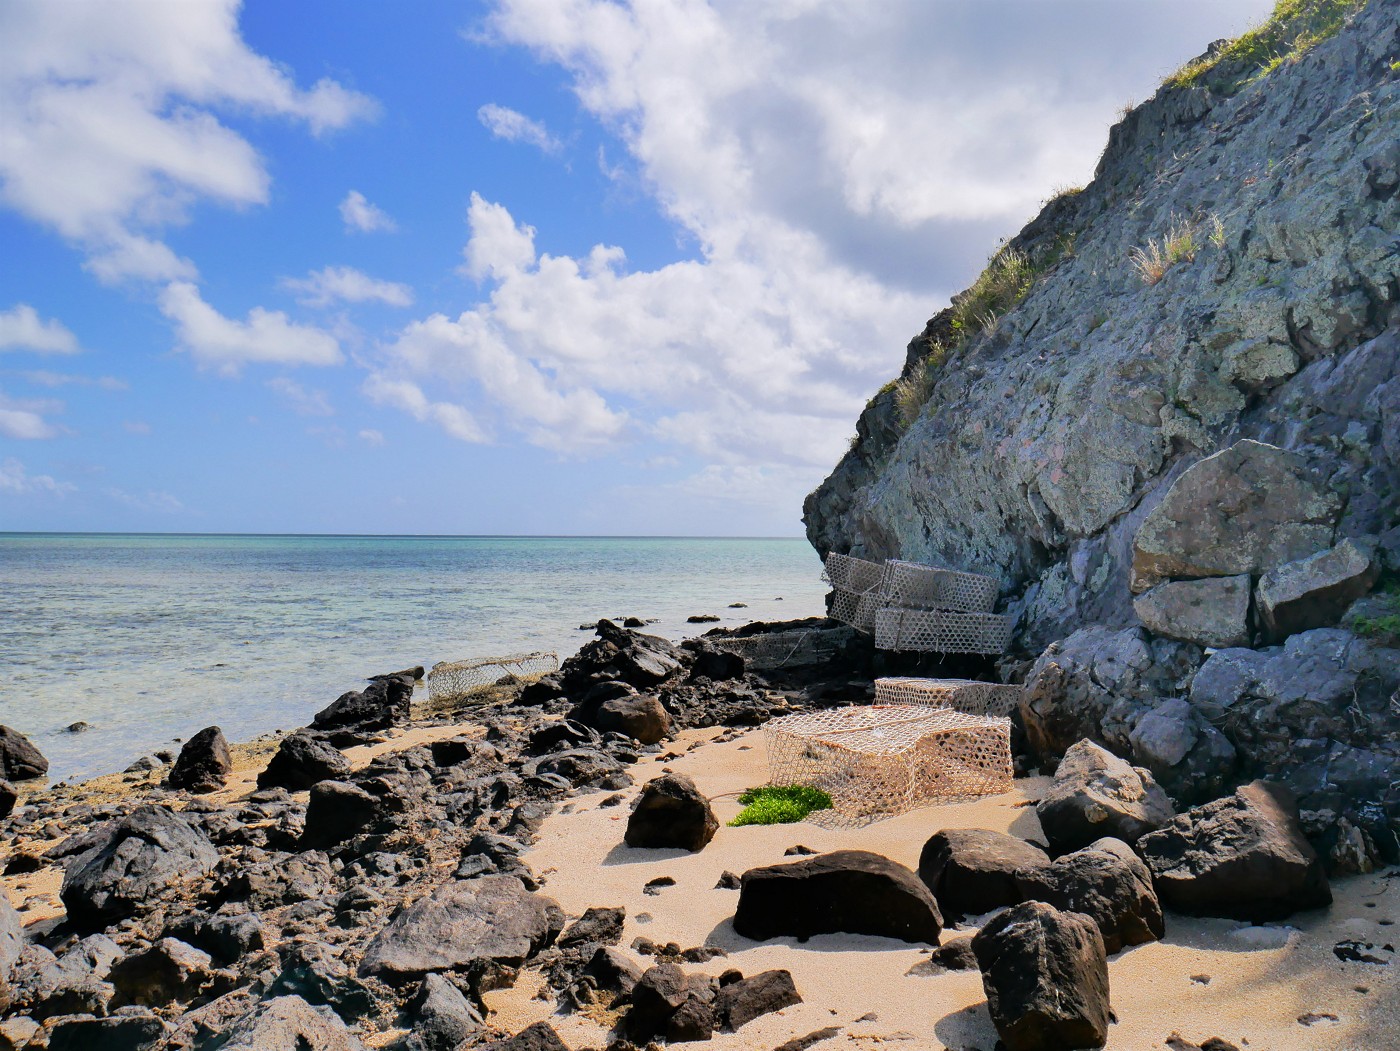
[588,693,672,745]
[1015,837,1163,954]
[268,940,376,1020]
[1257,537,1380,642]
[167,726,233,793]
[1133,574,1251,648]
[625,773,718,852]
[166,912,266,965]
[109,937,217,1008]
[0,890,20,1013]
[1036,739,1174,854]
[46,1013,170,1051]
[396,974,483,1051]
[209,994,367,1050]
[258,732,351,791]
[1128,698,1237,805]
[0,725,47,782]
[300,780,382,850]
[480,1021,569,1051]
[916,828,1050,920]
[12,935,119,1020]
[60,806,219,931]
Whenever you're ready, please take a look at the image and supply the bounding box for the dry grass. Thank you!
[1130,216,1200,285]
[1167,0,1366,90]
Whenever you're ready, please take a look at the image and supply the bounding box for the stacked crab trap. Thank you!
[427,651,559,705]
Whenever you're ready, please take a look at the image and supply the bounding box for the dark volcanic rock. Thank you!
[917,828,1050,920]
[560,620,687,694]
[0,892,21,1012]
[215,994,367,1050]
[1037,739,1174,854]
[715,968,801,1030]
[626,962,692,1039]
[584,692,672,745]
[734,850,942,944]
[685,640,745,682]
[972,900,1111,1051]
[258,731,352,791]
[625,772,718,852]
[358,875,563,984]
[301,780,383,850]
[46,1014,170,1051]
[557,906,625,949]
[0,780,16,820]
[1137,780,1331,921]
[60,805,219,931]
[581,944,644,998]
[1015,837,1164,954]
[395,972,484,1051]
[166,912,266,964]
[12,935,120,1020]
[167,725,233,793]
[0,725,47,782]
[312,672,415,737]
[481,1021,569,1051]
[108,937,217,1008]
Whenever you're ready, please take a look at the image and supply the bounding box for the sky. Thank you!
[0,0,1276,537]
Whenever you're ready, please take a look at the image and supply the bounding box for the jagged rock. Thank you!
[1256,537,1380,642]
[907,939,979,976]
[916,828,1050,920]
[626,962,696,1040]
[109,937,217,1008]
[557,906,625,950]
[214,994,367,1050]
[734,850,942,944]
[0,894,19,1014]
[582,945,644,998]
[46,1014,170,1051]
[684,641,745,682]
[1133,574,1251,648]
[0,726,47,782]
[481,1021,569,1050]
[1036,739,1174,854]
[258,732,351,791]
[166,912,266,965]
[0,780,16,820]
[269,940,377,1020]
[167,726,233,793]
[1131,440,1340,592]
[582,692,672,745]
[395,973,484,1051]
[312,672,415,738]
[12,936,119,1020]
[1015,837,1163,954]
[625,773,718,852]
[525,748,629,789]
[1127,698,1237,806]
[714,969,801,1030]
[301,780,383,850]
[1137,780,1331,921]
[972,900,1111,1051]
[60,805,219,931]
[358,875,563,984]
[216,851,335,910]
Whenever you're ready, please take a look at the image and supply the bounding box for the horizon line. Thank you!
[0,530,810,541]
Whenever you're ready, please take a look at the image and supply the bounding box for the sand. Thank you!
[490,726,1400,1051]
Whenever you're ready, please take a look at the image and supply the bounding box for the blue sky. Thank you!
[0,0,1274,536]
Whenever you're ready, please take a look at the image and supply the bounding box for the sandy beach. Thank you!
[487,726,1400,1051]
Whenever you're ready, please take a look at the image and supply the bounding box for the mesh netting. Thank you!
[829,587,884,632]
[874,677,1022,717]
[763,704,1012,823]
[823,552,884,593]
[427,651,559,703]
[874,607,1013,655]
[709,627,856,670]
[879,560,998,614]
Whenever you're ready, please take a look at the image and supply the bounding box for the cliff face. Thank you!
[805,0,1398,650]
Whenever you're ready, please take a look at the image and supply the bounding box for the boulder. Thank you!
[916,828,1050,920]
[11,935,119,1020]
[1131,440,1340,592]
[971,900,1111,1051]
[165,912,265,965]
[1036,739,1174,854]
[0,780,15,820]
[559,620,687,693]
[312,672,415,737]
[685,641,745,682]
[46,1014,170,1051]
[1127,698,1237,806]
[268,940,377,1020]
[1256,538,1380,642]
[1133,575,1251,648]
[60,806,219,931]
[214,994,367,1050]
[714,969,802,1030]
[734,849,942,944]
[1136,780,1331,921]
[0,726,47,782]
[0,892,21,1013]
[396,973,483,1051]
[557,906,625,950]
[626,962,692,1039]
[301,780,383,850]
[258,732,351,791]
[582,945,644,998]
[167,725,233,793]
[625,773,718,852]
[108,937,217,1008]
[481,1022,569,1051]
[1015,837,1164,954]
[584,692,672,745]
[358,876,562,984]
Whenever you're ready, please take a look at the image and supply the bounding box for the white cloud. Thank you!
[340,190,397,233]
[358,428,385,446]
[21,370,127,390]
[158,281,343,373]
[0,457,74,495]
[267,376,334,417]
[362,375,488,444]
[0,303,79,354]
[0,0,375,281]
[0,387,64,439]
[282,265,413,308]
[477,103,562,154]
[104,486,185,513]
[460,192,538,280]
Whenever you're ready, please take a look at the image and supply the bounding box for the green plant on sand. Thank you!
[728,784,834,826]
[1166,0,1366,90]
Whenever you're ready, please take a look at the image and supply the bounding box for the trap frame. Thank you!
[874,677,1022,718]
[427,651,559,703]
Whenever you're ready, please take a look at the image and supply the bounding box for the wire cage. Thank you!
[878,560,998,614]
[874,608,1013,655]
[829,587,884,633]
[823,552,885,594]
[708,626,856,670]
[763,704,1012,823]
[874,677,1022,718]
[427,651,559,703]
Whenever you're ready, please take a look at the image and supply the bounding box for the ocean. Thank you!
[0,534,828,782]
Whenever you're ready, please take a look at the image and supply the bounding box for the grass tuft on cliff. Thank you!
[729,784,833,826]
[1167,0,1367,91]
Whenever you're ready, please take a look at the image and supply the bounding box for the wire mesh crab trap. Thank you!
[878,560,998,614]
[874,677,1023,718]
[763,705,1012,824]
[427,651,559,704]
[823,552,885,593]
[828,587,884,633]
[709,626,856,670]
[874,607,1013,655]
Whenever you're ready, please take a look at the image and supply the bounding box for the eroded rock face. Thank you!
[1256,538,1380,642]
[0,893,21,1013]
[1036,739,1174,855]
[625,773,718,852]
[734,849,942,944]
[1131,440,1340,592]
[215,994,367,1051]
[1133,574,1251,648]
[916,828,1050,920]
[971,900,1111,1051]
[1137,780,1331,921]
[1015,837,1163,954]
[0,725,48,782]
[167,726,233,793]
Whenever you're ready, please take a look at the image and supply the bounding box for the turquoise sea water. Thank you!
[0,534,827,782]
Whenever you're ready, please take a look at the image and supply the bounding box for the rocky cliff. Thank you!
[805,0,1400,863]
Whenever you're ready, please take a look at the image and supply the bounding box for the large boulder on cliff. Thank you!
[1130,440,1340,592]
[734,849,942,944]
[916,828,1050,920]
[1015,837,1163,954]
[1136,780,1331,921]
[625,773,718,852]
[1036,739,1174,854]
[1132,574,1252,648]
[0,725,48,782]
[167,726,233,793]
[60,805,219,931]
[1256,537,1380,642]
[258,731,351,791]
[971,900,1111,1051]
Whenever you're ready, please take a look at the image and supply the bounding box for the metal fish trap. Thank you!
[763,704,1012,823]
[874,677,1022,718]
[878,559,998,614]
[823,552,885,593]
[874,607,1013,655]
[709,626,856,670]
[427,651,559,704]
[828,587,884,633]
